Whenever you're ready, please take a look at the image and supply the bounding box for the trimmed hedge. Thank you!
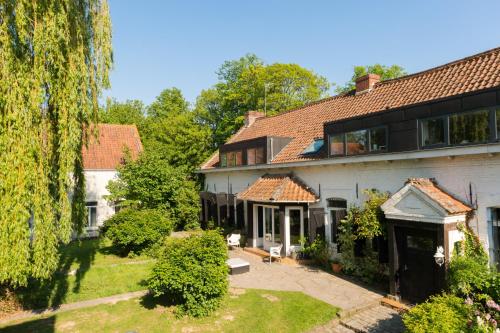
[102,208,173,256]
[148,230,228,317]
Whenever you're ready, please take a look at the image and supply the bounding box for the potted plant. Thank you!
[331,257,342,273]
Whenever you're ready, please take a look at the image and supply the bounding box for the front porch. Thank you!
[237,174,321,257]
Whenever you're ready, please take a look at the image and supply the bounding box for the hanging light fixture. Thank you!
[434,246,445,266]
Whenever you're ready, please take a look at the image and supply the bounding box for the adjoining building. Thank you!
[82,124,143,236]
[198,47,500,303]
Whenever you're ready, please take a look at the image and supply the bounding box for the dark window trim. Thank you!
[345,129,369,156]
[420,115,448,149]
[329,126,389,157]
[368,126,389,153]
[328,133,346,157]
[420,107,497,149]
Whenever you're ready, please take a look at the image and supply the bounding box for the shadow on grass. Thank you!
[139,292,177,310]
[0,315,56,333]
[15,238,100,310]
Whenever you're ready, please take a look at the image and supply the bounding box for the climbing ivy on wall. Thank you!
[337,189,389,283]
[0,0,112,286]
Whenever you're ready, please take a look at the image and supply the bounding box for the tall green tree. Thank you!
[0,0,112,286]
[335,64,406,94]
[195,54,330,147]
[147,87,189,118]
[141,88,212,173]
[100,99,145,126]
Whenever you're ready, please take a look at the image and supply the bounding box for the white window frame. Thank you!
[285,206,304,255]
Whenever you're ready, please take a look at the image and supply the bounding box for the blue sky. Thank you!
[104,0,500,106]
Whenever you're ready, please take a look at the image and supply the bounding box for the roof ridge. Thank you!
[376,46,500,87]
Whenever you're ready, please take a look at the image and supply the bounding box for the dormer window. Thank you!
[247,147,265,165]
[220,153,227,167]
[302,139,324,155]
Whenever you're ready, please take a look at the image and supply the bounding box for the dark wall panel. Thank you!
[390,130,418,152]
[462,91,497,111]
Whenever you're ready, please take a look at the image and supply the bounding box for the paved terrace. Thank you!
[228,249,383,313]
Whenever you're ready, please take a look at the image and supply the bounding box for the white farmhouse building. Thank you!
[198,47,500,303]
[82,124,143,236]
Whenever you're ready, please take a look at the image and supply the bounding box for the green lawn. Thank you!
[1,289,339,333]
[15,238,153,309]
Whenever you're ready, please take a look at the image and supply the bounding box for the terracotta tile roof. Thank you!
[407,178,472,215]
[237,174,319,203]
[82,124,143,170]
[202,47,500,169]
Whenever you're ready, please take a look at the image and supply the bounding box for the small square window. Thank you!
[346,130,368,155]
[329,134,345,156]
[369,127,387,152]
[421,117,445,146]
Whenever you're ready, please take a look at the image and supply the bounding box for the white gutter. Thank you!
[197,143,500,174]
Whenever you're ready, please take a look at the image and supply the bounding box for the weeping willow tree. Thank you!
[0,1,112,287]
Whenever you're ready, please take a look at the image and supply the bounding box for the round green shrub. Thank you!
[403,294,470,333]
[148,230,228,317]
[102,208,173,256]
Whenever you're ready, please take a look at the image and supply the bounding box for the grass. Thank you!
[15,238,153,309]
[1,289,339,333]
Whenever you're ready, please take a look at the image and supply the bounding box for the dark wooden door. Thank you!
[396,227,438,303]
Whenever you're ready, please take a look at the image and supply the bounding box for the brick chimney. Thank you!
[355,73,380,94]
[244,111,265,127]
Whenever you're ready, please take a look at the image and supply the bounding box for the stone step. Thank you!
[339,304,404,333]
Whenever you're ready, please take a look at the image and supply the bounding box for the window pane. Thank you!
[247,148,256,165]
[258,206,263,238]
[227,152,235,167]
[329,134,344,156]
[220,153,227,167]
[370,127,387,151]
[497,109,500,139]
[289,209,301,246]
[273,209,281,243]
[302,139,324,154]
[265,208,272,239]
[422,118,445,146]
[235,151,243,166]
[450,110,489,145]
[88,207,97,227]
[346,130,367,155]
[255,147,265,164]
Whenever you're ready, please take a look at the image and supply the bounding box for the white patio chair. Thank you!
[269,244,283,264]
[226,233,241,248]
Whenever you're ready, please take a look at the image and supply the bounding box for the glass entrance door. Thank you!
[285,207,305,255]
[255,205,280,250]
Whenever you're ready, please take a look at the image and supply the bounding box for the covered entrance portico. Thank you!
[382,178,472,303]
[237,174,319,256]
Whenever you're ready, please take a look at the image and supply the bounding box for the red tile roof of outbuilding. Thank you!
[201,47,500,169]
[406,178,472,215]
[82,124,143,170]
[237,174,319,203]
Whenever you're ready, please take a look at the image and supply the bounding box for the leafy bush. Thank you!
[448,255,492,298]
[148,230,228,317]
[106,153,201,230]
[103,208,173,256]
[403,294,470,333]
[301,237,331,268]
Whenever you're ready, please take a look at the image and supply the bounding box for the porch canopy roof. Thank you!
[381,178,473,224]
[237,174,319,203]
